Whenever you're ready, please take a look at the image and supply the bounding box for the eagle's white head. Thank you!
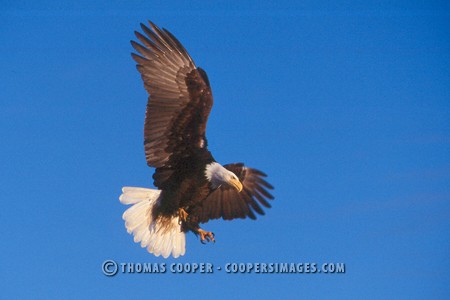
[205,162,243,192]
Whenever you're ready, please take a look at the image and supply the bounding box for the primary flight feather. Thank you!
[120,21,274,258]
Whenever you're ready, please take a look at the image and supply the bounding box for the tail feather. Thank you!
[119,187,186,258]
[120,187,158,204]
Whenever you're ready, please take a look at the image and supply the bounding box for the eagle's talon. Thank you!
[198,228,215,244]
[178,208,188,225]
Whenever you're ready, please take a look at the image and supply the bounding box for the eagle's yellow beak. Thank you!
[229,178,243,192]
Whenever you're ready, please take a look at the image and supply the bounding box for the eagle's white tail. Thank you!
[119,187,186,258]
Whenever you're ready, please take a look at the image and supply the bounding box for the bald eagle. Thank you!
[119,21,274,258]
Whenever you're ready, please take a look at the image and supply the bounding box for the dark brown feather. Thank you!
[131,21,214,173]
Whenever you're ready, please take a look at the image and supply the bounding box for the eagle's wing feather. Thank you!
[198,163,274,222]
[131,21,213,176]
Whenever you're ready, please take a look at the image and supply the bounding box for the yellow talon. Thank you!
[178,208,188,223]
[197,228,215,244]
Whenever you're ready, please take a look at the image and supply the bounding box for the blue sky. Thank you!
[1,1,449,299]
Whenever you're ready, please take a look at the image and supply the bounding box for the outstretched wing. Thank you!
[198,163,274,222]
[131,21,214,169]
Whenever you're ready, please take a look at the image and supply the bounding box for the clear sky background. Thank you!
[1,1,449,299]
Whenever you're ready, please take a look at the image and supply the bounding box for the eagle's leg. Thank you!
[178,208,188,224]
[181,211,215,244]
[197,228,215,244]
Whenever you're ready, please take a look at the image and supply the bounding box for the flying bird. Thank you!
[120,21,274,258]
